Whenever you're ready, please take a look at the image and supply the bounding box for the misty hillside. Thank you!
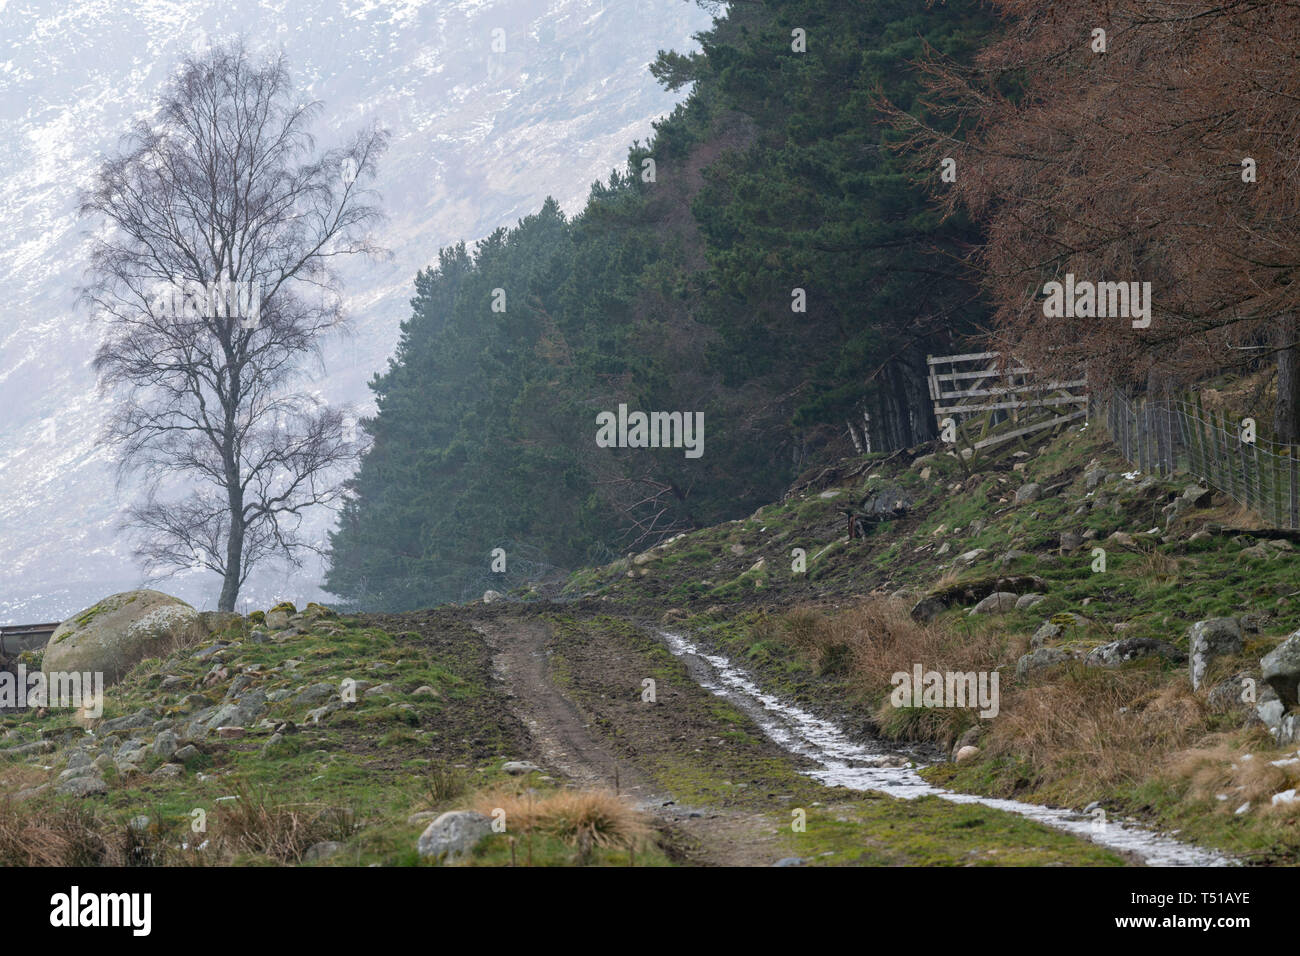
[0,0,709,621]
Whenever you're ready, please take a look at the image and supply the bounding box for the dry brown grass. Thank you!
[976,673,1209,799]
[762,596,1227,800]
[1169,738,1300,818]
[473,787,649,857]
[0,801,119,866]
[1135,546,1182,584]
[762,596,1017,742]
[215,783,353,863]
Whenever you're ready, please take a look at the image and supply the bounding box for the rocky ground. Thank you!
[4,419,1300,865]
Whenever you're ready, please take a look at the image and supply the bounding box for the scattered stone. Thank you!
[502,761,542,776]
[152,729,179,760]
[56,775,107,797]
[412,685,438,697]
[955,745,981,764]
[1015,593,1046,611]
[160,675,187,692]
[100,708,157,734]
[1085,638,1186,668]
[1261,629,1300,708]
[216,726,245,739]
[152,763,183,779]
[1014,483,1042,504]
[969,592,1019,615]
[771,857,806,867]
[952,548,989,568]
[293,682,336,706]
[174,745,200,763]
[304,841,345,862]
[1188,617,1244,691]
[416,811,494,863]
[481,590,503,604]
[1016,646,1078,678]
[1207,673,1258,714]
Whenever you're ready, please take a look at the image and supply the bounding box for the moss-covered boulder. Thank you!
[43,590,203,686]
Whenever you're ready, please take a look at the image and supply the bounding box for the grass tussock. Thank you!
[473,787,649,858]
[215,783,355,863]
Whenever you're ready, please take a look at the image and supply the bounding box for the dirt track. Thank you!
[472,614,804,865]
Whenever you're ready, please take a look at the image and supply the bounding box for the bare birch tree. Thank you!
[79,40,386,610]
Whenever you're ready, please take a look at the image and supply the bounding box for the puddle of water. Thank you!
[660,630,1230,867]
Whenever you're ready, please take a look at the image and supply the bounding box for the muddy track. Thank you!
[472,614,798,866]
[474,617,658,802]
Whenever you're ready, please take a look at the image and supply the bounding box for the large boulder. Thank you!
[1261,629,1300,709]
[417,811,494,863]
[44,591,203,687]
[1188,617,1244,691]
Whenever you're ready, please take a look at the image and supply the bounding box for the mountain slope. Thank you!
[0,0,711,621]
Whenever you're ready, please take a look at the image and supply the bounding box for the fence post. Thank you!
[1284,447,1294,530]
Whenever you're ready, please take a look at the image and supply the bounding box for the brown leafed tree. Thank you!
[892,0,1300,439]
[79,40,387,610]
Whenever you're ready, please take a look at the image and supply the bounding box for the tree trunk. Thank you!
[218,512,244,612]
[1276,314,1300,443]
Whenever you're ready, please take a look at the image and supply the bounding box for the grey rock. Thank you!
[1207,673,1258,714]
[293,682,337,706]
[969,592,1019,615]
[771,857,806,867]
[152,729,179,760]
[174,745,200,763]
[952,548,989,568]
[1257,685,1285,730]
[1015,593,1047,611]
[416,811,494,863]
[1188,618,1244,691]
[1016,647,1078,678]
[100,708,157,734]
[56,775,107,797]
[303,841,345,863]
[1030,621,1064,648]
[1261,629,1300,708]
[1085,638,1186,668]
[1014,483,1042,504]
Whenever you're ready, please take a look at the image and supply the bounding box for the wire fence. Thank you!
[1094,389,1300,529]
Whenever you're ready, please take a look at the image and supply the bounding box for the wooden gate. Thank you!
[925,351,1088,452]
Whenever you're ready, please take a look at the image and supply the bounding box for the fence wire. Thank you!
[1094,390,1300,529]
